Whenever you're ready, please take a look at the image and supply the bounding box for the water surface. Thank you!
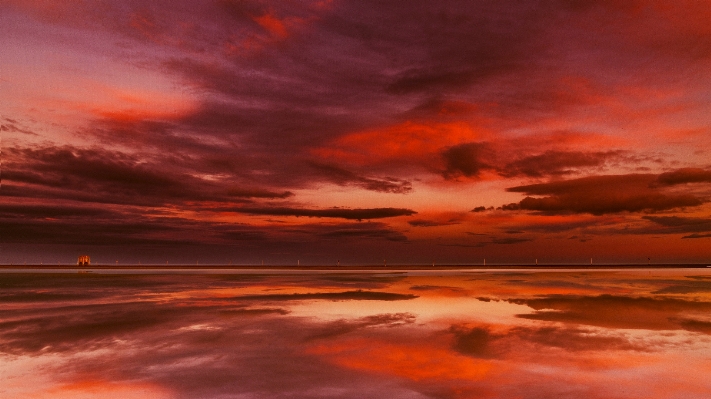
[1,268,710,398]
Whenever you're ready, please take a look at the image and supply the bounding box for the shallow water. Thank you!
[1,269,710,398]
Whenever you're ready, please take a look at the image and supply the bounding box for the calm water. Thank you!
[1,269,710,398]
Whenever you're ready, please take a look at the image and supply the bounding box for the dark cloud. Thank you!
[306,163,413,194]
[656,168,711,185]
[4,145,208,206]
[226,188,294,199]
[53,102,425,207]
[476,297,493,302]
[0,216,190,246]
[83,110,414,197]
[231,206,416,221]
[0,202,270,246]
[490,217,617,241]
[276,221,409,242]
[682,233,711,239]
[326,1,550,97]
[510,325,644,352]
[410,285,454,291]
[504,174,705,215]
[387,70,485,95]
[441,145,636,181]
[0,203,115,218]
[501,150,624,178]
[404,98,480,118]
[215,228,268,241]
[234,290,418,302]
[642,216,711,236]
[450,326,495,357]
[218,308,290,317]
[442,234,534,248]
[408,285,466,296]
[643,216,711,230]
[0,120,37,136]
[12,146,180,190]
[441,142,494,179]
[317,226,408,242]
[450,324,642,358]
[408,219,460,227]
[510,294,711,332]
[0,142,419,251]
[511,218,609,233]
[0,213,415,263]
[677,319,711,334]
[651,280,711,294]
[440,242,487,248]
[491,237,534,245]
[508,174,648,196]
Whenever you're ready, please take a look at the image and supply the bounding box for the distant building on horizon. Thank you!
[77,255,90,266]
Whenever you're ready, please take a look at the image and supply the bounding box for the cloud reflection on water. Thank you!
[1,269,711,398]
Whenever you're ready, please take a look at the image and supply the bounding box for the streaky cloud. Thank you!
[231,206,417,220]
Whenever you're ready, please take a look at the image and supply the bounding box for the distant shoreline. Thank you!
[1,264,709,270]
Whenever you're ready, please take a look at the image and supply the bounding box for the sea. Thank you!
[1,266,710,398]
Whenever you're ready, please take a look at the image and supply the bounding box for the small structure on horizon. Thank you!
[77,255,90,266]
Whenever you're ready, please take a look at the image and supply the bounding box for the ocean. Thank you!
[1,267,710,398]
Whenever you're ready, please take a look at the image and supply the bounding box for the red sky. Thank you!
[1,0,710,264]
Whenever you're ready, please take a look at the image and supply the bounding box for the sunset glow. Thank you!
[1,0,710,264]
[3,3,711,397]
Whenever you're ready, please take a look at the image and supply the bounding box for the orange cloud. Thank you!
[254,12,289,39]
[313,121,484,166]
[85,84,197,122]
[227,7,325,55]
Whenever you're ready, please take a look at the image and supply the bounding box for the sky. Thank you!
[1,0,711,264]
[2,269,711,398]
